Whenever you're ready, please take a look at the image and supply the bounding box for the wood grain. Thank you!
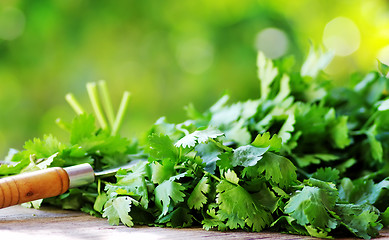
[0,205,388,240]
[0,168,69,209]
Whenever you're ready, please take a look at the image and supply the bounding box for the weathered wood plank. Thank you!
[0,205,388,240]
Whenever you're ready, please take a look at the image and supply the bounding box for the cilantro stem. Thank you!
[98,80,115,128]
[55,118,70,131]
[179,147,183,160]
[87,82,108,130]
[360,111,379,131]
[209,138,233,152]
[112,91,131,136]
[296,167,311,178]
[97,178,101,195]
[174,165,186,170]
[206,172,221,182]
[65,93,85,115]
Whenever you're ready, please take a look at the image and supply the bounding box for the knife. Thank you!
[0,161,140,209]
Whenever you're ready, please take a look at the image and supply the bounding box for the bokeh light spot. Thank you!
[322,17,360,56]
[378,45,389,65]
[176,38,214,75]
[255,28,289,59]
[0,7,25,40]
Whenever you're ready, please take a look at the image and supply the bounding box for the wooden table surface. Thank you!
[0,205,388,240]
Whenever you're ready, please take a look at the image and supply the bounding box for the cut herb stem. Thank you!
[98,80,115,128]
[87,82,108,130]
[360,111,379,131]
[111,91,131,136]
[65,93,85,115]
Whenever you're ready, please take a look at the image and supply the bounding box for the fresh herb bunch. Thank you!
[2,48,389,239]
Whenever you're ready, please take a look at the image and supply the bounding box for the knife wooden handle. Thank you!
[0,167,70,209]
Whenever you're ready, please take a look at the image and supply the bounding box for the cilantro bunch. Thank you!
[2,48,389,239]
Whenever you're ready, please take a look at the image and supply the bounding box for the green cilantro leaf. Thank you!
[154,179,186,217]
[365,125,383,163]
[148,133,178,161]
[175,128,224,148]
[377,98,389,111]
[102,196,135,227]
[301,45,333,78]
[295,153,339,168]
[285,184,338,230]
[23,134,66,160]
[0,154,30,176]
[335,204,382,239]
[251,132,282,152]
[202,204,227,231]
[216,176,273,231]
[216,152,234,170]
[311,167,340,182]
[157,207,193,227]
[231,145,269,167]
[273,74,291,103]
[224,169,239,184]
[94,192,109,213]
[329,116,351,149]
[210,102,242,127]
[77,131,130,156]
[257,152,297,188]
[70,114,96,145]
[150,159,175,184]
[278,113,295,144]
[195,141,222,174]
[339,178,389,208]
[377,59,389,77]
[381,207,389,227]
[270,216,308,236]
[224,119,251,145]
[21,152,58,173]
[187,176,210,210]
[305,225,330,238]
[257,51,278,100]
[106,171,149,208]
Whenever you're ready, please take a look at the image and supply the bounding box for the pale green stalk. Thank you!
[55,118,71,131]
[86,82,108,130]
[65,93,85,115]
[98,80,115,128]
[111,91,131,135]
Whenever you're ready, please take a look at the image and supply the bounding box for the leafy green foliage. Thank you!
[215,171,273,231]
[335,204,382,239]
[3,52,389,239]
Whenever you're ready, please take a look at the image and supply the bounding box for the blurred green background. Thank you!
[0,0,389,158]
